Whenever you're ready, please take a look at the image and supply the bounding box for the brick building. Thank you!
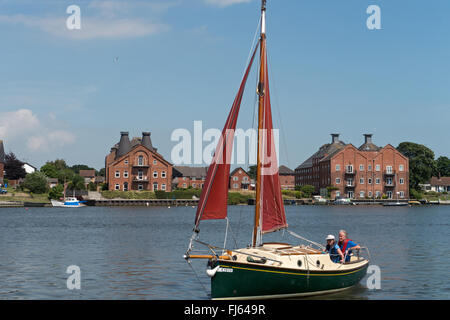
[172,166,207,189]
[229,167,251,190]
[279,165,295,190]
[105,132,173,192]
[295,134,409,200]
[0,140,4,184]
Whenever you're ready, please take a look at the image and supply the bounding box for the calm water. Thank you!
[0,205,448,299]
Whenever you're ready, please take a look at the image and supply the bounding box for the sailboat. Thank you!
[184,0,369,300]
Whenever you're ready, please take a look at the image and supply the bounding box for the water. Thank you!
[0,205,448,299]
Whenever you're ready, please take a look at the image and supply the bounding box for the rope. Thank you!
[186,260,209,298]
[287,230,325,250]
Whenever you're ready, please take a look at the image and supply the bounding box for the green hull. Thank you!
[211,260,369,300]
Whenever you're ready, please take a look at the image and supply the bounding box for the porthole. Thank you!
[316,260,321,267]
[297,260,302,267]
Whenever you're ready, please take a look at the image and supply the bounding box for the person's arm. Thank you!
[337,247,344,262]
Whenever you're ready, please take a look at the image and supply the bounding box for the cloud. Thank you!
[0,109,76,152]
[0,14,169,40]
[204,0,254,7]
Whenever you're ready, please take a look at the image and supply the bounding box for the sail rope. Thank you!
[186,259,210,297]
[287,230,325,251]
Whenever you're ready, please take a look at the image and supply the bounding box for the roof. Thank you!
[230,167,249,176]
[358,142,381,152]
[79,169,96,178]
[296,141,347,169]
[173,166,208,179]
[0,140,5,164]
[279,165,294,175]
[429,176,450,186]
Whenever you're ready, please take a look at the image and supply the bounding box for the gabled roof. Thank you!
[173,166,208,179]
[230,167,249,176]
[296,141,347,169]
[79,169,96,178]
[279,165,294,175]
[429,176,450,186]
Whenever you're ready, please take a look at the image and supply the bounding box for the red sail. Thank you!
[259,51,288,234]
[194,44,259,226]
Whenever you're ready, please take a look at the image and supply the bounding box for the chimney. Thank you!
[116,132,131,158]
[0,140,5,164]
[141,132,154,151]
[364,134,373,144]
[331,133,340,144]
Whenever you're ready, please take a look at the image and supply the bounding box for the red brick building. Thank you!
[0,140,4,184]
[279,165,295,190]
[105,132,173,192]
[295,134,409,200]
[229,167,251,190]
[172,166,207,189]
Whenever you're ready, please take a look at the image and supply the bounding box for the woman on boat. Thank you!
[338,230,361,262]
[325,235,344,263]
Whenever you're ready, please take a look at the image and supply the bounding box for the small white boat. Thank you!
[51,197,86,208]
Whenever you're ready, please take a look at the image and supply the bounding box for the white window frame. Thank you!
[359,164,364,171]
[124,171,129,178]
[115,171,120,178]
[399,164,404,172]
[161,171,166,178]
[335,164,340,171]
[375,164,381,172]
[115,184,120,190]
[335,178,341,184]
[153,171,158,178]
[153,182,158,191]
[161,183,166,191]
[138,184,143,191]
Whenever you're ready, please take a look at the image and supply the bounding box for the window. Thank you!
[368,165,372,171]
[233,183,238,189]
[386,166,393,174]
[153,171,158,178]
[138,170,143,180]
[368,178,372,184]
[368,191,372,197]
[123,182,128,191]
[399,191,405,198]
[360,178,364,184]
[153,159,157,165]
[233,176,238,181]
[138,155,144,166]
[161,171,166,178]
[138,184,143,191]
[153,182,158,191]
[335,178,341,184]
[399,164,404,172]
[399,178,404,185]
[336,191,340,197]
[115,184,120,190]
[161,183,166,191]
[124,159,128,164]
[360,191,365,198]
[387,191,393,199]
[376,191,381,198]
[243,176,248,182]
[359,164,364,171]
[183,177,186,181]
[192,183,196,188]
[182,183,187,188]
[346,165,353,173]
[386,178,393,185]
[376,178,380,184]
[115,171,120,178]
[335,164,340,171]
[375,164,380,172]
[124,171,129,178]
[347,179,354,187]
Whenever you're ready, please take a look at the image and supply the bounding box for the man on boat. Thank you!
[325,235,344,263]
[338,230,361,262]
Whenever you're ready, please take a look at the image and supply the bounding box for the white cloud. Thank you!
[204,0,254,7]
[0,109,76,152]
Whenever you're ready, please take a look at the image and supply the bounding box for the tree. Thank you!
[22,171,49,194]
[299,185,315,198]
[4,152,26,180]
[70,164,94,174]
[436,156,450,177]
[48,184,64,200]
[397,142,436,191]
[68,174,85,190]
[247,165,257,180]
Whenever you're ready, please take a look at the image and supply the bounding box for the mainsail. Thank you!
[194,43,259,227]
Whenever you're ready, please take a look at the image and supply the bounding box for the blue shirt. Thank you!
[339,240,358,262]
[326,243,341,263]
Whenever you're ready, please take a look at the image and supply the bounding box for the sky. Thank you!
[0,0,449,170]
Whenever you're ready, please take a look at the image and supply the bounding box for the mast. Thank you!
[252,0,267,247]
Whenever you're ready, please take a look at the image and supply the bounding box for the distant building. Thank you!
[105,132,173,192]
[279,165,295,190]
[79,169,96,184]
[295,134,409,200]
[172,166,207,189]
[48,178,59,189]
[421,176,450,193]
[0,140,4,184]
[22,163,37,174]
[229,167,251,190]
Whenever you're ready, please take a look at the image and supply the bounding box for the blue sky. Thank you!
[0,0,449,170]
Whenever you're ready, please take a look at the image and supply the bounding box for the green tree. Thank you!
[247,165,257,180]
[299,185,315,198]
[4,152,26,180]
[48,184,64,200]
[436,156,450,177]
[68,175,85,190]
[397,142,436,190]
[70,164,94,174]
[40,162,59,178]
[22,171,49,194]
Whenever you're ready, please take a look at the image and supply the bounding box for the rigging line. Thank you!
[266,47,291,170]
[242,15,262,80]
[287,230,325,250]
[186,260,209,297]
